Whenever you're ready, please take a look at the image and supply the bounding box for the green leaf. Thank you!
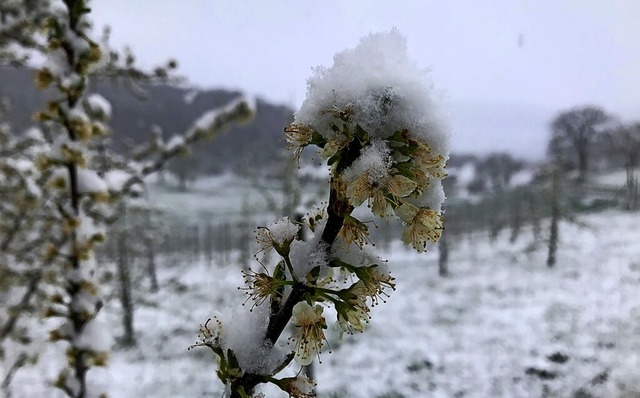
[329,258,358,274]
[211,346,225,359]
[304,292,314,306]
[388,129,408,143]
[327,153,340,166]
[351,264,381,282]
[216,355,229,380]
[227,348,240,371]
[308,265,320,280]
[271,261,286,313]
[236,386,249,398]
[395,161,416,179]
[311,131,326,146]
[273,260,286,281]
[355,124,370,144]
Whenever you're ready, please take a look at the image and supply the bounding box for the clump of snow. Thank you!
[165,135,185,152]
[343,139,391,184]
[75,317,113,352]
[85,93,112,120]
[290,240,329,281]
[288,217,329,279]
[85,373,111,398]
[192,96,256,133]
[193,110,220,132]
[69,290,100,319]
[331,238,382,268]
[104,170,133,192]
[77,168,108,194]
[48,134,71,161]
[408,178,446,213]
[294,28,449,156]
[267,217,299,246]
[23,126,44,141]
[219,303,278,375]
[76,210,105,246]
[66,106,88,128]
[6,158,33,173]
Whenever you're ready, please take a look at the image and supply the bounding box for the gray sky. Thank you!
[90,0,640,160]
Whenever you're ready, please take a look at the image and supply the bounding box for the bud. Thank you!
[35,68,54,89]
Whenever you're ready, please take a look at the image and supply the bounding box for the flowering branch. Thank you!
[193,29,449,398]
[2,1,255,397]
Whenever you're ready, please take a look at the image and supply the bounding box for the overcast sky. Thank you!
[90,0,640,160]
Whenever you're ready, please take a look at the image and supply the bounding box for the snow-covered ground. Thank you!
[140,172,328,226]
[7,210,640,397]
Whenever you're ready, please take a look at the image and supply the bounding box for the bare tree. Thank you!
[116,205,135,346]
[142,206,160,292]
[438,231,449,277]
[605,122,640,210]
[547,167,561,268]
[478,152,525,192]
[548,106,611,183]
[509,192,524,243]
[168,153,200,191]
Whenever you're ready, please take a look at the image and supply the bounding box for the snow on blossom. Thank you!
[85,93,112,119]
[290,240,329,281]
[343,139,391,185]
[76,209,105,246]
[48,134,84,163]
[294,28,449,156]
[289,217,329,280]
[219,304,283,375]
[406,178,446,213]
[331,238,382,269]
[67,255,98,285]
[266,217,300,247]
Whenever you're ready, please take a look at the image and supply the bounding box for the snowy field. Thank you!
[7,210,640,398]
[140,172,328,226]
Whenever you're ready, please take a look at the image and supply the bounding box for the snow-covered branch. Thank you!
[0,1,255,396]
[192,29,449,398]
[121,96,255,193]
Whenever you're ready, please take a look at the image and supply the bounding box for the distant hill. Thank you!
[0,66,294,175]
[1,66,558,177]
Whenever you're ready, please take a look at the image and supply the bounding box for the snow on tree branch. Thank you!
[1,1,255,396]
[126,96,255,189]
